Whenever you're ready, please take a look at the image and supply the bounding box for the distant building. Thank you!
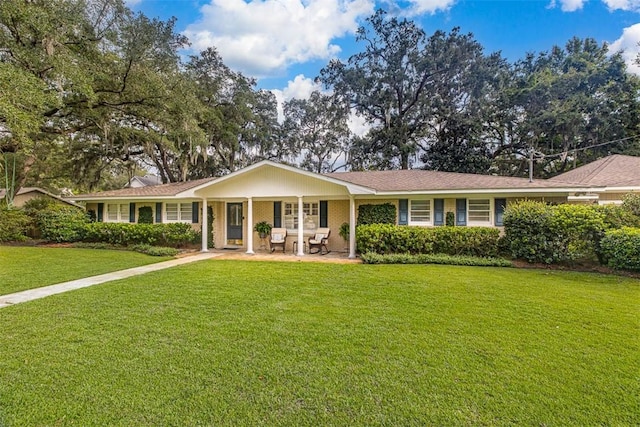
[0,187,82,208]
[126,175,163,188]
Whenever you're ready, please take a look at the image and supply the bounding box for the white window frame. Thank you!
[165,202,192,223]
[467,198,491,225]
[283,201,319,230]
[409,199,431,225]
[105,203,129,223]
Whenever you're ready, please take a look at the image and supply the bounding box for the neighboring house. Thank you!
[1,187,82,209]
[126,175,163,188]
[71,154,640,258]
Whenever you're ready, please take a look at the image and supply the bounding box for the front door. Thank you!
[226,203,243,246]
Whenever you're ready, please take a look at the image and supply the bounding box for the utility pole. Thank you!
[529,150,534,183]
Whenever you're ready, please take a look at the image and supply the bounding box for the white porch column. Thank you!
[297,196,304,256]
[246,197,254,254]
[201,197,208,252]
[349,195,356,259]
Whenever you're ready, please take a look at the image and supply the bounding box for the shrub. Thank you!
[357,203,396,225]
[599,227,640,271]
[356,224,500,257]
[36,205,89,242]
[0,205,30,242]
[138,206,153,224]
[130,244,179,257]
[360,252,513,267]
[595,204,640,229]
[445,211,455,226]
[552,204,605,262]
[503,200,560,264]
[83,222,197,247]
[622,193,640,216]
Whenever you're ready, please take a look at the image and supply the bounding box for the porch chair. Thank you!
[308,228,331,255]
[270,228,287,253]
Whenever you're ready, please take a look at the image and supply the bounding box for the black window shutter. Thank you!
[320,201,328,227]
[97,203,104,222]
[495,198,507,226]
[192,201,199,223]
[456,199,467,226]
[155,203,162,223]
[273,202,282,227]
[129,203,136,223]
[434,199,444,226]
[398,199,408,225]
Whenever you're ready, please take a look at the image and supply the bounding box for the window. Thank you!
[284,202,318,230]
[105,203,129,222]
[468,199,491,223]
[409,200,431,224]
[165,202,192,222]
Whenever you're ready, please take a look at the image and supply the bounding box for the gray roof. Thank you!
[548,155,640,187]
[73,178,216,199]
[326,170,574,192]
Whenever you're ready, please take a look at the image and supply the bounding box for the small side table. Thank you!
[292,240,307,254]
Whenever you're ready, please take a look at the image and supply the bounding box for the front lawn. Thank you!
[0,261,637,425]
[0,246,172,295]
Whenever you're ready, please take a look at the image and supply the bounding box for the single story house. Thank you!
[1,187,82,209]
[71,154,640,258]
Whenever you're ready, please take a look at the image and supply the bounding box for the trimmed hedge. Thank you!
[0,205,30,242]
[130,244,180,257]
[83,222,197,247]
[356,224,500,257]
[503,201,607,264]
[360,252,513,267]
[599,227,640,271]
[357,203,396,225]
[36,205,89,243]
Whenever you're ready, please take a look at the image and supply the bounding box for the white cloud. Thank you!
[602,0,640,11]
[270,75,323,122]
[547,0,587,11]
[183,0,374,78]
[560,0,587,11]
[609,23,640,75]
[401,0,457,15]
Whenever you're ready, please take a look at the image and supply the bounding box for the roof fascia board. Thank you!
[373,187,601,196]
[70,195,198,202]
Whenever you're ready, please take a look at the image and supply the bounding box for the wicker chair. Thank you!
[270,228,287,253]
[308,228,331,255]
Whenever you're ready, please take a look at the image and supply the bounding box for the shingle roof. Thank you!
[326,169,573,192]
[73,177,216,199]
[548,155,640,187]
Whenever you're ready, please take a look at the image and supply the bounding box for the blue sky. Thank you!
[129,0,640,103]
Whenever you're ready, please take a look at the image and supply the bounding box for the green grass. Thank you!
[0,246,172,295]
[0,261,638,426]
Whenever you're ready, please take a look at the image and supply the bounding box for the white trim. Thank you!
[104,203,129,223]
[408,199,432,226]
[164,202,192,223]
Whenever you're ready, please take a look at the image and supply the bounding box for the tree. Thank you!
[185,48,280,177]
[320,9,498,170]
[282,91,351,173]
[495,38,640,178]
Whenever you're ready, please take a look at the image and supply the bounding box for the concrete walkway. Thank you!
[0,252,222,309]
